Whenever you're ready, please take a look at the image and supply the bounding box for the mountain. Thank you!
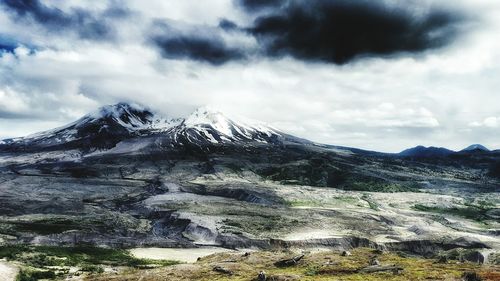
[0,102,499,267]
[2,103,498,160]
[461,144,490,152]
[398,145,455,157]
[167,106,284,145]
[0,103,181,152]
[0,103,304,153]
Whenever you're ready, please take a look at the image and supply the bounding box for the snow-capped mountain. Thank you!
[0,103,181,151]
[170,107,282,145]
[0,103,297,152]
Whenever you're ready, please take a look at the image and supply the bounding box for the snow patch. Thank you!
[182,106,281,143]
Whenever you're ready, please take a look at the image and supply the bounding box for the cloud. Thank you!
[152,35,246,66]
[329,103,440,129]
[0,0,128,40]
[0,0,498,152]
[150,21,247,65]
[0,36,38,57]
[218,19,239,31]
[145,0,466,65]
[243,0,465,64]
[237,0,285,12]
[0,42,16,54]
[470,116,499,128]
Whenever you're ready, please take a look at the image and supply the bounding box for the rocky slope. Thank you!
[0,103,498,263]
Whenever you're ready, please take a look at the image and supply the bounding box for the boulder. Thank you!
[213,266,233,275]
[266,274,301,281]
[258,271,266,281]
[461,271,482,281]
[462,251,485,264]
[357,265,404,274]
[341,251,351,256]
[436,256,448,263]
[274,254,305,267]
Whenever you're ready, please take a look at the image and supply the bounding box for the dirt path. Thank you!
[0,260,18,281]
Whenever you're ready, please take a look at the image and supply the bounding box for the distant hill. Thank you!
[398,145,455,157]
[461,144,490,152]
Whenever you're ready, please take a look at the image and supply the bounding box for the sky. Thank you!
[0,0,499,152]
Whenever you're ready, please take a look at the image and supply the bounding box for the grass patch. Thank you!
[221,216,303,236]
[412,204,492,221]
[86,248,499,281]
[286,200,324,207]
[8,219,79,235]
[286,196,360,208]
[16,268,56,281]
[341,181,421,193]
[361,194,380,211]
[0,245,181,268]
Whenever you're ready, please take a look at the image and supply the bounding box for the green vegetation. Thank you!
[0,218,81,237]
[304,265,321,276]
[8,219,80,235]
[1,245,181,280]
[257,160,423,193]
[257,162,344,187]
[286,200,326,207]
[86,248,500,281]
[0,245,180,267]
[286,196,360,208]
[16,269,56,281]
[361,194,380,211]
[221,216,303,236]
[341,181,421,193]
[412,203,494,221]
[81,264,105,273]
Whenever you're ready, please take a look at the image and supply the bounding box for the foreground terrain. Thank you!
[0,103,498,280]
[93,248,500,281]
[1,246,499,280]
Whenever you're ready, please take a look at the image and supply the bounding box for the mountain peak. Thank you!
[185,107,231,132]
[0,103,295,152]
[177,106,281,144]
[186,106,246,123]
[86,102,153,129]
[461,144,489,152]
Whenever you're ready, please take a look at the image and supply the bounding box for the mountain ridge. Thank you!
[0,103,497,155]
[398,145,455,158]
[0,103,305,152]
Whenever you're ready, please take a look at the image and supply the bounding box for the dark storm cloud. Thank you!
[151,0,465,65]
[153,35,246,65]
[244,0,464,64]
[0,41,16,54]
[150,22,246,65]
[237,0,286,12]
[218,19,239,31]
[0,0,128,40]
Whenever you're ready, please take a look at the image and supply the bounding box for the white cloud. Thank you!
[470,117,499,128]
[0,0,499,152]
[328,103,440,129]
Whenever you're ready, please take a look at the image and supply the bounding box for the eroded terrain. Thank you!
[0,142,499,280]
